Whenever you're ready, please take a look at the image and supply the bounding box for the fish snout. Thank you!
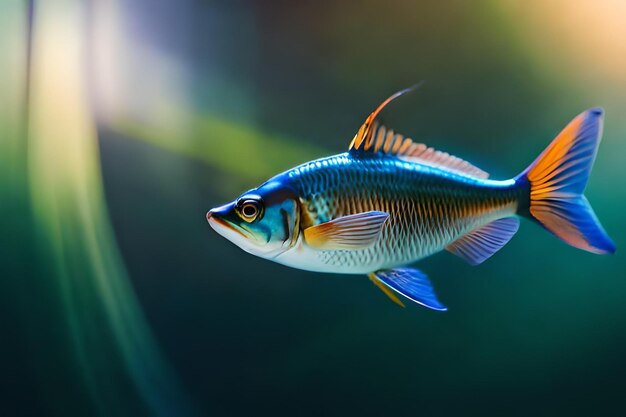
[206,202,236,224]
[206,208,221,223]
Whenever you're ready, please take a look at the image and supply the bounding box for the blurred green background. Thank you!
[2,1,626,416]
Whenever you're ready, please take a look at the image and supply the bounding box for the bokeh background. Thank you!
[2,1,626,416]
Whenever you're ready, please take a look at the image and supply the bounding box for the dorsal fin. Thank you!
[349,84,422,151]
[354,122,490,179]
[348,87,489,179]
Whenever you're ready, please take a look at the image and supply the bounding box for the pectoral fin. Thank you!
[371,268,447,311]
[303,211,389,250]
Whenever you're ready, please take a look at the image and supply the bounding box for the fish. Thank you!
[207,86,615,311]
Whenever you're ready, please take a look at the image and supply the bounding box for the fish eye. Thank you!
[238,199,262,222]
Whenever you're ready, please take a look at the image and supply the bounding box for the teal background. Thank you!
[2,1,625,416]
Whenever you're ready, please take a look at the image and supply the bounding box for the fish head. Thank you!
[207,180,300,259]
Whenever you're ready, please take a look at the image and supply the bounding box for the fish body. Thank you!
[207,87,615,311]
[271,153,520,274]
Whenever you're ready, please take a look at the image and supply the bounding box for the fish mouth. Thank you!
[206,211,248,239]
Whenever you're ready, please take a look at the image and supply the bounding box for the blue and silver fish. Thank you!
[207,87,615,311]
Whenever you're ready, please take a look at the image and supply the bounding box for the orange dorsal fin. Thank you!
[349,84,421,151]
[348,85,488,179]
[350,123,489,180]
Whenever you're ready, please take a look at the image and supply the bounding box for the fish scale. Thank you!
[286,153,520,271]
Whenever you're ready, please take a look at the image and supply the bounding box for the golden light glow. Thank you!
[500,0,626,85]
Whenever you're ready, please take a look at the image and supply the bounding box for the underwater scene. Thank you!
[2,1,626,416]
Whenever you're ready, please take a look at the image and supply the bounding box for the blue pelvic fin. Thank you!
[371,268,447,311]
[446,217,520,266]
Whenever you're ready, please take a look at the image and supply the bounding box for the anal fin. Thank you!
[446,217,520,266]
[372,268,447,311]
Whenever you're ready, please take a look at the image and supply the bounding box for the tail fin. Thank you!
[517,108,615,254]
